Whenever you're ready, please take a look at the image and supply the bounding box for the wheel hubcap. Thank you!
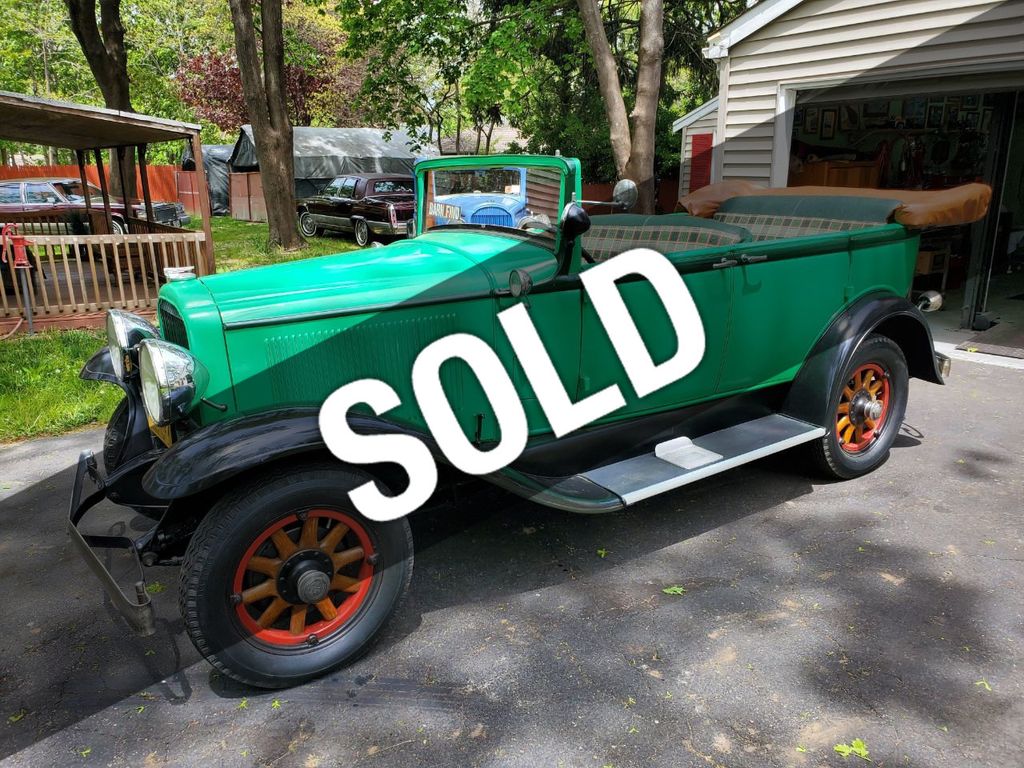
[837,363,890,453]
[296,570,331,603]
[232,510,376,647]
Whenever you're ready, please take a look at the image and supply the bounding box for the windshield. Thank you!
[373,179,413,194]
[54,181,103,201]
[422,164,563,238]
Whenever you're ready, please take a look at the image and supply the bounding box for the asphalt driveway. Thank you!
[0,360,1021,767]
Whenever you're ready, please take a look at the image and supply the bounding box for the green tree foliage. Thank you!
[337,0,751,180]
[1,0,750,178]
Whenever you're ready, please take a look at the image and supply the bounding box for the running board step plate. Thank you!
[581,414,825,506]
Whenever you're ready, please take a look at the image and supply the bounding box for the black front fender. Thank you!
[782,293,942,427]
[141,408,437,500]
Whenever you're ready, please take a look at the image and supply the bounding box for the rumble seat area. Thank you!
[582,213,751,262]
[712,195,901,242]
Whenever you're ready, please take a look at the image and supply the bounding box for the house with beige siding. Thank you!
[673,0,1024,330]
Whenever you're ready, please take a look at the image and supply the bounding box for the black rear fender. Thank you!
[782,293,942,427]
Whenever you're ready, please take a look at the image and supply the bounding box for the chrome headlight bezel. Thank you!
[138,339,209,426]
[106,309,159,380]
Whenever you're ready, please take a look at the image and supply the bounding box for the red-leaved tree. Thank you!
[176,48,366,133]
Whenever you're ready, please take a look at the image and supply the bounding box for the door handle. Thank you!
[712,258,738,269]
[740,253,768,264]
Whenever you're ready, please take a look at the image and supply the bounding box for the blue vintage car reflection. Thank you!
[428,166,528,227]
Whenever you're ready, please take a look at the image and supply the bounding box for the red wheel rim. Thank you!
[837,363,890,453]
[232,509,375,647]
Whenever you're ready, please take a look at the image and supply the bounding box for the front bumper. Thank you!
[67,450,158,636]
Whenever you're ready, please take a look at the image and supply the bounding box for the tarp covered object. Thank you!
[678,181,993,228]
[182,143,232,215]
[229,126,432,197]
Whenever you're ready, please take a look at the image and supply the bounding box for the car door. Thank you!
[577,253,734,421]
[0,182,23,219]
[309,179,338,229]
[23,182,59,212]
[335,177,358,231]
[715,238,850,394]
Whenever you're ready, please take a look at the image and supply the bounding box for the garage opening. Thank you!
[787,85,1023,354]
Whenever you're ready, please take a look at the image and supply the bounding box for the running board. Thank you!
[580,414,825,506]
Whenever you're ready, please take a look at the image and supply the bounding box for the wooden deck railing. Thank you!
[125,216,190,235]
[0,208,106,235]
[1,231,207,319]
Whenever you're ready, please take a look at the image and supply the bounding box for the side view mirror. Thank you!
[612,179,638,211]
[559,202,591,242]
[509,268,533,298]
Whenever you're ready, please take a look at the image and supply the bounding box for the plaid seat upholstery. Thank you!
[712,195,900,242]
[713,212,878,241]
[583,213,749,263]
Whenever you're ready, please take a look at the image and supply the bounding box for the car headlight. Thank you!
[106,310,159,379]
[138,339,209,426]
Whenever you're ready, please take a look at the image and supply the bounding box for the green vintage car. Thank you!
[71,153,982,688]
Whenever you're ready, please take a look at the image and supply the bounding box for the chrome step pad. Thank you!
[581,414,825,506]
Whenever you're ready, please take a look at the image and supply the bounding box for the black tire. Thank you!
[110,217,127,236]
[179,464,413,688]
[102,397,131,474]
[298,210,319,237]
[353,219,371,247]
[810,333,908,479]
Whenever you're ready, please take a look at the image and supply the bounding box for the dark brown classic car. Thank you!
[0,177,189,233]
[297,174,415,246]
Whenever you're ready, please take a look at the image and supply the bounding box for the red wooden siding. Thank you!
[689,133,714,192]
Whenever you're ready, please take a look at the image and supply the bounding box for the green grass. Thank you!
[0,217,359,442]
[210,217,359,273]
[0,329,123,443]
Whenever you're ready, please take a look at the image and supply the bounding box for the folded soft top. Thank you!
[678,181,992,228]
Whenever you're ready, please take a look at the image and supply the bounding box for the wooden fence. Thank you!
[230,172,266,222]
[0,164,182,203]
[2,231,206,319]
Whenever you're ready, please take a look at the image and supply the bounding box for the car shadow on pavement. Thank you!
[0,447,816,757]
[0,432,1013,766]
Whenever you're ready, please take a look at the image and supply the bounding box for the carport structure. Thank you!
[0,92,215,327]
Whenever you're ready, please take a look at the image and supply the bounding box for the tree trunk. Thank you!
[576,0,664,214]
[228,0,305,250]
[625,0,663,214]
[64,0,136,200]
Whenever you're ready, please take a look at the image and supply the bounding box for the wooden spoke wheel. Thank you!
[232,509,376,647]
[810,334,908,480]
[180,466,413,688]
[836,363,890,453]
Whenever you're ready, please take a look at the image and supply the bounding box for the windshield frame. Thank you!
[414,154,583,272]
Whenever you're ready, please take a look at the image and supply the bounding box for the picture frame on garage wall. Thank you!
[926,103,945,130]
[861,99,889,128]
[862,99,888,117]
[839,104,860,132]
[804,107,820,135]
[963,94,980,109]
[820,109,837,140]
